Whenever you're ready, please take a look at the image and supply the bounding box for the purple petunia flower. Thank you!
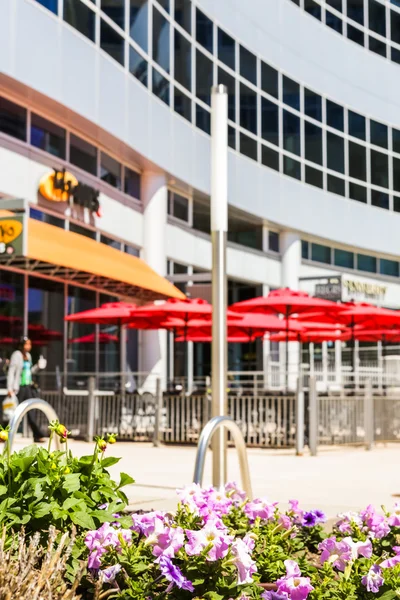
[99,564,121,584]
[276,560,314,600]
[244,498,277,523]
[185,521,232,561]
[158,556,194,592]
[225,481,247,504]
[85,523,121,569]
[261,591,289,600]
[302,512,317,527]
[361,564,384,593]
[380,546,400,569]
[230,537,257,585]
[388,503,400,527]
[319,537,351,572]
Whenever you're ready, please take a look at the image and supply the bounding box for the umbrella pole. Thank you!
[383,336,387,395]
[285,309,289,392]
[120,324,127,398]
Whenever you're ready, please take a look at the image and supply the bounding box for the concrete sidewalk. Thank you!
[12,437,400,518]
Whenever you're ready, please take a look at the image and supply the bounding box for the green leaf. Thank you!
[118,472,135,489]
[101,457,121,468]
[0,486,7,497]
[78,455,95,466]
[32,502,52,519]
[378,592,397,600]
[71,511,95,530]
[62,473,81,493]
[62,497,83,511]
[204,592,224,600]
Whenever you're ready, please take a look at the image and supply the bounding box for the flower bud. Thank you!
[107,433,117,445]
[55,424,68,438]
[64,466,71,474]
[0,431,8,442]
[97,439,107,452]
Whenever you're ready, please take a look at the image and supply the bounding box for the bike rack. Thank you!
[8,399,61,454]
[193,416,253,499]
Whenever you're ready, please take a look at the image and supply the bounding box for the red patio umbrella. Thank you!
[69,333,119,344]
[269,330,350,343]
[230,288,344,388]
[175,333,252,343]
[65,302,138,325]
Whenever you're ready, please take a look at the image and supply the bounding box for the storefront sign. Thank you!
[314,277,342,301]
[39,169,101,216]
[343,278,387,300]
[0,216,24,257]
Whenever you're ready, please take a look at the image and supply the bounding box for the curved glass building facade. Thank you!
[1,0,400,386]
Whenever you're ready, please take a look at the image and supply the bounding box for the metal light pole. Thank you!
[211,84,228,489]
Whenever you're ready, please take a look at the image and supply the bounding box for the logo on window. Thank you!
[39,169,102,217]
[0,219,23,256]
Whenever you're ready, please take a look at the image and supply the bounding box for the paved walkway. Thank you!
[12,437,400,518]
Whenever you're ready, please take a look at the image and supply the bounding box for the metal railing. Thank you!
[193,416,253,499]
[8,399,60,453]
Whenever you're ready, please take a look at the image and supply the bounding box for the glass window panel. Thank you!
[348,110,366,140]
[240,133,257,161]
[328,174,345,196]
[196,50,213,105]
[153,8,170,73]
[129,47,148,86]
[261,98,279,146]
[262,145,279,171]
[130,0,148,52]
[349,141,367,180]
[218,29,235,70]
[240,84,257,134]
[196,8,213,52]
[304,88,322,121]
[196,105,211,134]
[380,258,399,276]
[326,100,344,131]
[228,125,236,149]
[305,165,323,188]
[394,196,400,212]
[334,249,354,268]
[100,234,121,250]
[101,0,124,29]
[371,189,389,209]
[305,0,321,19]
[100,152,122,189]
[347,0,364,24]
[124,244,140,256]
[30,208,65,228]
[30,113,66,158]
[368,0,386,34]
[174,29,191,90]
[169,191,189,221]
[370,150,388,188]
[327,0,342,10]
[305,122,322,164]
[393,128,400,154]
[391,9,400,43]
[174,88,192,122]
[261,62,278,98]
[327,132,345,173]
[0,271,24,357]
[175,0,191,34]
[370,120,388,149]
[268,231,280,252]
[153,68,170,104]
[218,68,235,121]
[282,76,300,111]
[69,133,97,175]
[369,36,386,57]
[311,243,331,264]
[283,110,300,155]
[0,97,26,141]
[284,156,301,179]
[124,167,141,199]
[357,254,377,272]
[67,286,96,374]
[349,182,367,202]
[157,0,169,11]
[394,157,400,192]
[100,19,124,65]
[240,46,257,85]
[302,240,309,259]
[35,0,58,13]
[326,10,343,33]
[347,23,364,45]
[64,0,95,40]
[69,222,96,239]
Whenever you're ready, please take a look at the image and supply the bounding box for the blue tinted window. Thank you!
[261,98,279,146]
[306,166,323,188]
[282,76,300,111]
[357,254,377,273]
[284,156,301,180]
[64,0,95,41]
[380,259,399,276]
[371,190,389,209]
[31,113,66,158]
[228,126,236,149]
[218,68,235,121]
[305,0,321,19]
[328,174,345,196]
[370,150,388,188]
[262,146,279,171]
[327,0,342,9]
[348,24,364,45]
[305,122,323,164]
[304,88,322,121]
[302,241,309,259]
[157,0,169,12]
[391,10,400,43]
[394,157,400,192]
[153,69,170,105]
[0,97,27,141]
[393,129,400,154]
[312,243,331,263]
[334,249,354,268]
[153,8,170,72]
[349,141,366,181]
[35,0,57,14]
[392,47,400,63]
[368,0,386,35]
[101,0,124,29]
[174,30,191,90]
[261,63,278,98]
[326,100,344,131]
[196,105,211,134]
[174,88,192,122]
[240,46,257,85]
[240,133,257,161]
[240,84,257,134]
[327,132,344,173]
[130,0,148,52]
[370,120,388,149]
[326,10,343,33]
[349,182,367,203]
[100,19,124,65]
[369,36,386,57]
[175,0,191,34]
[348,110,365,140]
[196,50,213,105]
[129,47,148,86]
[196,9,213,52]
[283,111,300,155]
[218,29,235,70]
[125,167,141,199]
[347,0,364,24]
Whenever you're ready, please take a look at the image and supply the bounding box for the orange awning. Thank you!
[0,209,185,302]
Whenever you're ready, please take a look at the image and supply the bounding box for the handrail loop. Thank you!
[193,416,253,499]
[8,399,61,454]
